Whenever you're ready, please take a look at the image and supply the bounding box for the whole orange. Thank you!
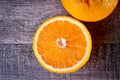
[61,0,118,22]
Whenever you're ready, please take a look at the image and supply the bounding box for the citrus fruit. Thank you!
[33,16,92,73]
[61,0,118,22]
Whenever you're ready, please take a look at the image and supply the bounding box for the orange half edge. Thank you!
[33,16,92,74]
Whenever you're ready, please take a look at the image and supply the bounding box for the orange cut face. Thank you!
[37,20,87,68]
[33,16,92,73]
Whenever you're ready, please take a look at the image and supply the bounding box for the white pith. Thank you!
[56,38,66,48]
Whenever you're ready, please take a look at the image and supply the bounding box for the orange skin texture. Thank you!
[61,0,118,22]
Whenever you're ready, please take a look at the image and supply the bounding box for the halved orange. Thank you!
[33,16,92,73]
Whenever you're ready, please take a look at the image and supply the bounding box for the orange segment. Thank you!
[33,16,92,73]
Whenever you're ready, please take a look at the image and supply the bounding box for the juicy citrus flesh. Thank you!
[37,20,87,68]
[33,16,92,73]
[61,0,118,22]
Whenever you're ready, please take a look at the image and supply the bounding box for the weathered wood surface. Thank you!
[0,0,120,80]
[0,0,120,44]
[0,44,120,80]
[0,0,68,44]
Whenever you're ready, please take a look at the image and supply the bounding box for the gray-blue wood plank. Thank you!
[0,0,120,44]
[0,44,119,80]
[0,0,120,80]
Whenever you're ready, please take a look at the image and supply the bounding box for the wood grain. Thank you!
[0,44,119,80]
[0,0,120,44]
[0,0,120,80]
[0,0,68,44]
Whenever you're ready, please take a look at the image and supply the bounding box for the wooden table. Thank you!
[0,0,120,80]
